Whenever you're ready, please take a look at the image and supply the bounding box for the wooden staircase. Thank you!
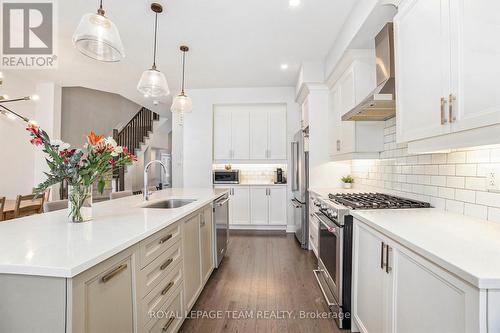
[112,107,160,191]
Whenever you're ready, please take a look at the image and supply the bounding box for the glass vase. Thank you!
[67,184,93,222]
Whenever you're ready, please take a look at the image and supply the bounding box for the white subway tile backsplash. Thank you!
[350,118,500,221]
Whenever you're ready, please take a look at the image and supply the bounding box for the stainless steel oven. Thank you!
[213,170,240,184]
[312,198,352,329]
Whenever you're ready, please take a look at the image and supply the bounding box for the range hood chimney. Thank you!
[342,23,395,121]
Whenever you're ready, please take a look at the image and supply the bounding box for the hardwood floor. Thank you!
[179,231,343,333]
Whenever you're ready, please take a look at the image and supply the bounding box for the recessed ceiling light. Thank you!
[289,0,301,7]
[280,64,289,70]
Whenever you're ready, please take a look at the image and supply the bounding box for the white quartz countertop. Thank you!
[0,188,227,278]
[214,183,287,186]
[352,209,500,289]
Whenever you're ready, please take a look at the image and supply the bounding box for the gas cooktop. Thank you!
[328,193,431,210]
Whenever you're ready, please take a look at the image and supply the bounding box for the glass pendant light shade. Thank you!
[171,93,193,113]
[137,68,170,98]
[72,12,125,62]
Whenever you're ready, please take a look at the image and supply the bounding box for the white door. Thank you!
[230,186,250,225]
[395,0,451,142]
[393,243,480,332]
[213,107,232,160]
[231,110,250,160]
[353,222,391,333]
[338,68,356,154]
[268,186,287,225]
[249,108,269,159]
[250,186,268,224]
[449,0,500,132]
[268,105,287,160]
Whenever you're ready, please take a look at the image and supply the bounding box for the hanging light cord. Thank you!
[181,50,186,94]
[152,12,158,70]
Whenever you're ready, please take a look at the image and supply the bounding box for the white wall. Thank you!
[173,87,300,228]
[0,73,37,198]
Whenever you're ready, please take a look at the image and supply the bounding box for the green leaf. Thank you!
[97,179,105,194]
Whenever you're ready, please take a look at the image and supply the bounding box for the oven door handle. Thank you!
[313,212,342,229]
[313,269,339,307]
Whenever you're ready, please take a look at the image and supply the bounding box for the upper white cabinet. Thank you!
[395,0,500,150]
[330,60,385,160]
[214,104,287,161]
[213,106,250,160]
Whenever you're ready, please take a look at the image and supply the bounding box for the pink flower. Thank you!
[30,137,43,146]
[108,158,115,166]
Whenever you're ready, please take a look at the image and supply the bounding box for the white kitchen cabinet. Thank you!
[200,206,214,284]
[213,105,249,160]
[215,104,286,161]
[353,219,481,333]
[268,186,287,225]
[329,60,385,161]
[352,222,392,333]
[396,0,500,150]
[250,186,268,224]
[213,107,233,160]
[230,186,250,225]
[182,212,202,311]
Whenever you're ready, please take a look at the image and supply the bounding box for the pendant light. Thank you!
[72,0,125,62]
[137,3,170,98]
[171,46,193,115]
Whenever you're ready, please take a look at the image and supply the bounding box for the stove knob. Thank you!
[332,211,338,219]
[327,209,335,217]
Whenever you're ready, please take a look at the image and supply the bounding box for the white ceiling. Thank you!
[6,0,358,112]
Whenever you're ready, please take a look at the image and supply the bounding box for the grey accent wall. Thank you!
[61,87,141,148]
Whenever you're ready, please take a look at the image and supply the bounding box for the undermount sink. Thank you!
[142,199,196,209]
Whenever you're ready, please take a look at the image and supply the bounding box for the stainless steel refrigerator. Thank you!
[291,129,309,249]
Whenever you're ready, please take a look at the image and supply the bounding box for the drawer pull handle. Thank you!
[162,316,175,332]
[161,281,175,295]
[159,234,173,244]
[160,258,174,270]
[101,264,127,283]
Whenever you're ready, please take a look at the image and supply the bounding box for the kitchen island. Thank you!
[0,188,228,333]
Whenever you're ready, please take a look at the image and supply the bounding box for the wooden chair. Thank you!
[109,190,133,200]
[14,194,45,219]
[0,197,5,222]
[43,199,68,213]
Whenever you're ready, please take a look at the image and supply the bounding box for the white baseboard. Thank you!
[286,225,296,233]
[229,224,286,231]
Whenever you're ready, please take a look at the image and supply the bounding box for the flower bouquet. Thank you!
[27,121,137,222]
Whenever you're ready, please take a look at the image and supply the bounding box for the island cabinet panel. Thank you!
[0,274,66,333]
[200,205,214,284]
[144,284,184,333]
[70,245,137,333]
[353,219,484,333]
[182,212,202,312]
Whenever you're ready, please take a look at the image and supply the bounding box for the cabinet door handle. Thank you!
[449,94,455,123]
[440,97,447,125]
[385,244,391,274]
[159,234,173,244]
[380,242,385,270]
[336,140,341,152]
[160,258,174,270]
[162,316,176,332]
[161,281,175,295]
[101,263,127,283]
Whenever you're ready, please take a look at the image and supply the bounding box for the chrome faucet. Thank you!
[144,160,167,201]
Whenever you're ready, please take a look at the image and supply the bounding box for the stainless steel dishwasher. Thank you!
[213,193,229,268]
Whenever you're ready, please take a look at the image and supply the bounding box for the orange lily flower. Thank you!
[87,131,103,145]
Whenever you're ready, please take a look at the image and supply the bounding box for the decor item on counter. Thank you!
[137,3,170,98]
[224,164,232,170]
[341,175,354,189]
[26,123,136,222]
[275,168,286,184]
[72,0,125,62]
[171,45,193,126]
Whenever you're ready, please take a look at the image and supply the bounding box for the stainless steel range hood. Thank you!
[342,23,395,121]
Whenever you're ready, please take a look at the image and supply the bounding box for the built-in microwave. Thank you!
[213,170,240,184]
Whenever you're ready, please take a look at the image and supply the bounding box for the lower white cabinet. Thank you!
[353,220,482,333]
[268,186,287,225]
[229,186,250,225]
[182,212,202,311]
[250,187,268,224]
[200,205,214,283]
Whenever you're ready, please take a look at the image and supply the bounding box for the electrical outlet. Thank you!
[487,168,500,192]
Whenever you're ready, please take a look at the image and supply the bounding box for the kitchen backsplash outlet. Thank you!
[212,164,287,184]
[352,117,500,222]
